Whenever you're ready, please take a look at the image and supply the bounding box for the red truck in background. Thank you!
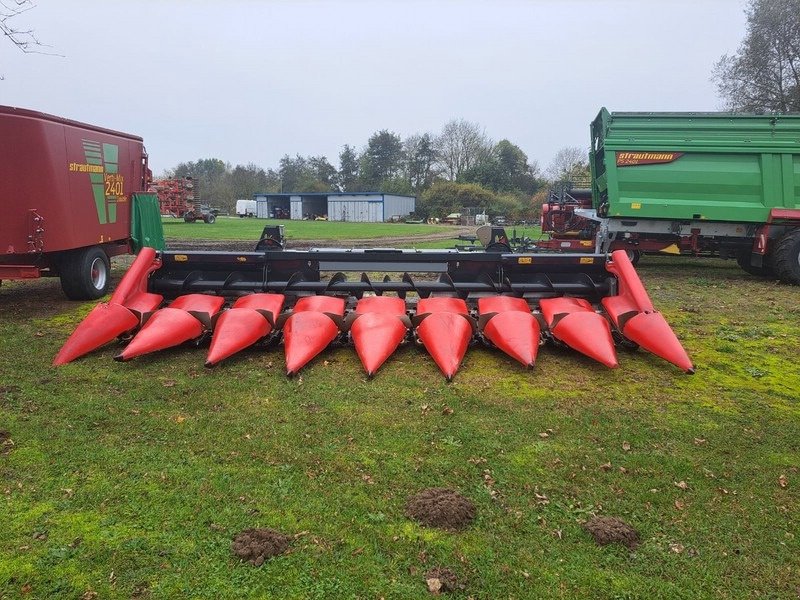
[0,105,152,299]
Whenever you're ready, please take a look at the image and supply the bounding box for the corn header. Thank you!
[54,227,694,378]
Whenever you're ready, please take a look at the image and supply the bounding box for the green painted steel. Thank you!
[591,108,800,222]
[130,193,165,252]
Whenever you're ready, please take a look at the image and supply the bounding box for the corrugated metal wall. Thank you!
[252,194,416,222]
[382,195,416,220]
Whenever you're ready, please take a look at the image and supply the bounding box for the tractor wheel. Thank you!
[736,248,774,277]
[772,228,800,285]
[204,213,216,224]
[59,246,110,300]
[184,214,196,223]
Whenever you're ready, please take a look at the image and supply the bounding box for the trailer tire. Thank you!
[204,213,216,224]
[184,214,196,223]
[624,249,641,265]
[736,249,774,277]
[59,246,110,300]
[772,228,800,285]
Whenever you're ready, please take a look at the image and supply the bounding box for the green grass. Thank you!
[1,255,798,598]
[162,217,451,242]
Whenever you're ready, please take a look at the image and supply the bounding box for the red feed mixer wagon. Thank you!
[0,106,162,299]
[54,226,695,379]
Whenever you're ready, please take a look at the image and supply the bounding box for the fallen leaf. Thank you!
[426,577,443,594]
[779,474,788,488]
[162,380,176,388]
[323,360,330,367]
[442,406,454,416]
[669,542,685,554]
[674,499,685,510]
[599,462,612,471]
[619,466,628,474]
[622,441,631,451]
[175,415,186,423]
[674,481,688,490]
[538,432,549,439]
[693,438,706,446]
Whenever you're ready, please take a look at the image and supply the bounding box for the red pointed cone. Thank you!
[351,296,408,376]
[416,313,472,380]
[414,297,471,380]
[540,297,618,368]
[483,311,541,367]
[53,302,139,365]
[283,311,340,375]
[603,250,694,373]
[352,313,408,376]
[618,312,695,373]
[478,296,539,367]
[115,308,205,361]
[206,308,273,367]
[205,293,286,367]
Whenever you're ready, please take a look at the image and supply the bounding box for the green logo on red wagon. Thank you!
[68,140,125,224]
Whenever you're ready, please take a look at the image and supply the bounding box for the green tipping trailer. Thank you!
[590,108,800,223]
[543,108,800,284]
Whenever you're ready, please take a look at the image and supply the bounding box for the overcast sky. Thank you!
[2,0,747,175]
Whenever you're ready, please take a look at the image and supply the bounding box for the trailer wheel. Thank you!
[624,249,641,265]
[736,249,774,277]
[204,213,216,224]
[184,214,196,223]
[772,228,800,285]
[59,246,110,300]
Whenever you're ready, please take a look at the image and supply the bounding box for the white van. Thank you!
[236,199,257,218]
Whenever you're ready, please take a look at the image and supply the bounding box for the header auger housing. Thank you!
[54,231,694,379]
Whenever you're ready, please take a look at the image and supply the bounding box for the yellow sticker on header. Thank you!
[580,240,593,247]
[174,255,188,262]
[579,257,595,264]
[518,257,532,264]
[631,202,642,209]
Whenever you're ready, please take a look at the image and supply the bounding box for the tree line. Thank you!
[163,119,589,221]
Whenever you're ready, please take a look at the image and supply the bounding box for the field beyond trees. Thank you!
[1,229,798,598]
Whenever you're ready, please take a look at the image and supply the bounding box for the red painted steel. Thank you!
[283,296,345,375]
[53,303,140,366]
[602,250,694,372]
[415,297,471,380]
[539,297,619,368]
[115,294,224,361]
[478,296,541,368]
[205,293,285,367]
[53,248,163,365]
[351,296,408,376]
[0,106,146,272]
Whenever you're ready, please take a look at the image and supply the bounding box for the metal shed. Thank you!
[253,192,416,222]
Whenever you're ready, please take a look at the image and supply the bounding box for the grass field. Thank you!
[161,217,449,242]
[1,244,799,598]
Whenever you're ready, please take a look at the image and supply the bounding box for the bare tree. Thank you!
[546,146,589,183]
[713,0,800,112]
[434,118,493,181]
[1,0,56,79]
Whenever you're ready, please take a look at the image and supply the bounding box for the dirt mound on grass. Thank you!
[424,567,463,594]
[405,488,476,530]
[231,528,291,566]
[583,516,640,549]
